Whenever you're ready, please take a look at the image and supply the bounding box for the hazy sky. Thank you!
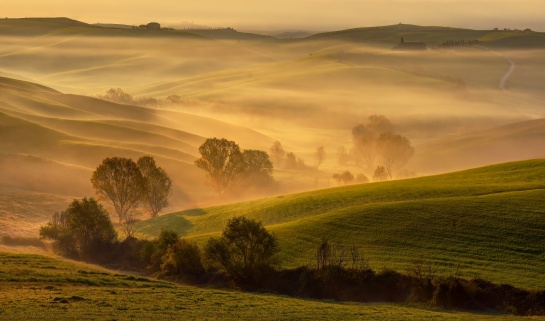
[4,0,545,31]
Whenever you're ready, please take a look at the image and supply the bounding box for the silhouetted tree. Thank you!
[195,138,246,194]
[91,157,147,224]
[269,141,285,168]
[332,171,355,185]
[376,132,414,179]
[242,149,273,186]
[352,115,394,170]
[373,165,389,181]
[315,145,325,168]
[336,146,350,165]
[137,156,172,218]
[355,173,370,183]
[40,198,117,260]
[205,216,279,283]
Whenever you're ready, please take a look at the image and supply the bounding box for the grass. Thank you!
[0,251,538,320]
[137,159,545,289]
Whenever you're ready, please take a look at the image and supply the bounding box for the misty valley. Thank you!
[1,17,544,320]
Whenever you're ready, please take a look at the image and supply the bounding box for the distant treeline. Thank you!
[439,39,481,48]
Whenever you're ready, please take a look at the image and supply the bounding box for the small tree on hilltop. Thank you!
[205,216,279,283]
[195,138,247,194]
[40,198,117,260]
[137,156,172,218]
[91,157,147,224]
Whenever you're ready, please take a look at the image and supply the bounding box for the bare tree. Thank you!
[375,132,414,179]
[269,141,285,168]
[195,138,246,194]
[137,156,172,218]
[91,157,147,224]
[314,145,325,168]
[336,146,350,165]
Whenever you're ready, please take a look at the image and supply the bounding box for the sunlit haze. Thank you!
[3,0,545,31]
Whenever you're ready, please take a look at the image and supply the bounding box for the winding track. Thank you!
[499,56,516,91]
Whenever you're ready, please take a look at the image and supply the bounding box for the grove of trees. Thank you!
[90,156,172,240]
[195,138,274,194]
[352,115,414,180]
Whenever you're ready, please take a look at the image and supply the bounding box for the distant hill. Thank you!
[0,17,205,39]
[412,118,545,173]
[138,159,545,289]
[0,75,276,237]
[308,24,545,48]
[181,28,275,41]
[93,23,133,29]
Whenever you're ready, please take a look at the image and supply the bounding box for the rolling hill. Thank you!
[137,159,545,289]
[308,24,545,48]
[0,75,278,237]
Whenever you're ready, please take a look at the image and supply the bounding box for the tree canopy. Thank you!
[40,198,117,260]
[205,216,279,283]
[195,138,247,194]
[137,156,172,218]
[91,157,147,224]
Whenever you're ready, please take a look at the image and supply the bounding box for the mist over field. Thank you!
[0,18,543,240]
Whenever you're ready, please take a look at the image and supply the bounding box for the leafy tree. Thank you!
[373,165,389,181]
[205,216,279,283]
[352,115,394,170]
[40,198,117,260]
[161,239,204,276]
[355,173,369,183]
[242,149,273,186]
[376,132,414,179]
[269,141,285,168]
[91,157,147,224]
[141,229,180,271]
[315,145,325,168]
[195,138,246,194]
[332,171,355,185]
[137,156,172,218]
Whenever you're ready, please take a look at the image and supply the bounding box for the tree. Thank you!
[332,171,355,185]
[352,115,394,170]
[373,165,389,181]
[336,146,350,165]
[375,132,414,179]
[242,149,273,186]
[40,198,117,260]
[269,141,285,168]
[355,173,369,183]
[195,138,246,194]
[314,145,325,168]
[161,239,204,276]
[205,216,279,283]
[91,157,147,224]
[137,156,172,218]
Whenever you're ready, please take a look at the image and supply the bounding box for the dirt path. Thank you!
[499,56,516,91]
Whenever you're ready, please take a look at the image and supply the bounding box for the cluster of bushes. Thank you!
[39,207,545,316]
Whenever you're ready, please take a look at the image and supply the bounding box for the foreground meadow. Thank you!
[0,251,540,321]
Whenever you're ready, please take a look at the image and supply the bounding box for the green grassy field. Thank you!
[137,159,545,289]
[0,251,539,320]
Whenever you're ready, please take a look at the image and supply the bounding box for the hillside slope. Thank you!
[138,159,545,289]
[0,76,277,236]
[309,24,545,48]
[412,118,545,173]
